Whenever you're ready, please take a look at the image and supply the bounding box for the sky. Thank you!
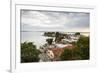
[21,10,90,32]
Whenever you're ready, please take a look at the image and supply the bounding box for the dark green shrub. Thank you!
[21,42,40,63]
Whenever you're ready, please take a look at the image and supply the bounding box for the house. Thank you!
[61,34,80,43]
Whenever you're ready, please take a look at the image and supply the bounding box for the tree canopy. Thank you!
[21,42,40,63]
[60,36,90,61]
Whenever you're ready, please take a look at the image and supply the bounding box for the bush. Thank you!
[75,32,80,36]
[60,49,72,60]
[77,36,90,59]
[21,42,40,63]
[60,36,90,61]
[46,38,53,45]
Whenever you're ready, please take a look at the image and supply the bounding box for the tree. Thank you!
[55,32,64,43]
[60,48,82,61]
[44,32,55,37]
[46,38,53,45]
[21,42,40,63]
[60,49,72,60]
[55,32,60,42]
[60,36,89,61]
[76,36,89,59]
[75,32,80,36]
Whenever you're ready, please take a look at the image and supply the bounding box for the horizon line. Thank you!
[21,30,90,33]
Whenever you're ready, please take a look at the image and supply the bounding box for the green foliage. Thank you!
[60,48,82,61]
[77,36,89,49]
[55,32,64,43]
[60,36,90,61]
[46,38,53,45]
[75,32,80,36]
[44,32,55,37]
[76,36,90,59]
[60,49,72,60]
[21,42,40,63]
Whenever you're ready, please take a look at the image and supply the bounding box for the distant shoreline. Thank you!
[21,31,90,33]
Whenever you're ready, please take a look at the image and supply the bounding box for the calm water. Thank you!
[21,31,89,49]
[21,32,48,49]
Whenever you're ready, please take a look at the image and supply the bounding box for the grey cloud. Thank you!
[21,10,89,32]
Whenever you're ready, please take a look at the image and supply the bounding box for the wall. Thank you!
[0,0,99,73]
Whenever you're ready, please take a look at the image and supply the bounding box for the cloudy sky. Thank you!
[21,10,90,32]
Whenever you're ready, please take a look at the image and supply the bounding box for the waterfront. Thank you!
[21,31,89,49]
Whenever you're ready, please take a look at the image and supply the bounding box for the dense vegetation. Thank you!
[44,32,55,37]
[55,32,65,43]
[21,42,40,63]
[44,32,66,43]
[60,36,89,61]
[75,32,80,36]
[60,49,73,60]
[46,38,53,45]
[77,36,89,59]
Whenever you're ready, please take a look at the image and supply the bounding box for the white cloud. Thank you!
[21,10,71,28]
[21,10,89,32]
